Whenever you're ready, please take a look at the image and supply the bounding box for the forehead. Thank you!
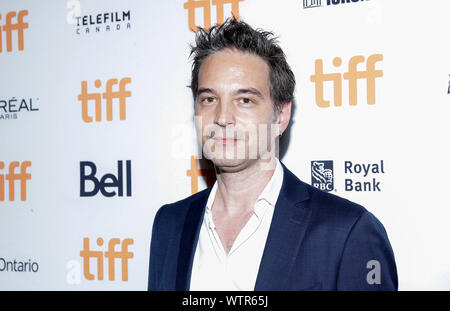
[198,49,270,94]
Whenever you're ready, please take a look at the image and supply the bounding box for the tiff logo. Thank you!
[310,54,383,107]
[78,78,131,122]
[186,155,215,194]
[0,161,31,202]
[80,237,133,281]
[0,10,28,52]
[303,0,322,8]
[184,0,244,32]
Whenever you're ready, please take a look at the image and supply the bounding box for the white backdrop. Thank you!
[1,0,450,290]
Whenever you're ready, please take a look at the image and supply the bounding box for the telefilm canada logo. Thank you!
[66,0,131,35]
[303,0,370,9]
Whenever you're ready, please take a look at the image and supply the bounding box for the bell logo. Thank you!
[0,161,31,202]
[0,10,28,53]
[80,237,134,281]
[80,160,132,197]
[184,0,244,32]
[310,54,383,107]
[78,78,132,122]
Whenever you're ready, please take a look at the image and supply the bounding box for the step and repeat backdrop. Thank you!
[1,0,450,290]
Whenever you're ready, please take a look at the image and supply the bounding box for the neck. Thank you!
[213,156,277,216]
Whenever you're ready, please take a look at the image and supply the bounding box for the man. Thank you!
[148,18,397,291]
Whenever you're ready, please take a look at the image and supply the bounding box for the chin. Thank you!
[212,157,244,166]
[208,156,253,172]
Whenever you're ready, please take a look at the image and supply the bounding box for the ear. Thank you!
[275,101,292,136]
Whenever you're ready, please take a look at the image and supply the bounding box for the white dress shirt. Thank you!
[189,158,284,291]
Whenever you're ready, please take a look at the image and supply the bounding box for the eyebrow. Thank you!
[196,87,265,99]
[233,88,265,100]
[197,88,217,97]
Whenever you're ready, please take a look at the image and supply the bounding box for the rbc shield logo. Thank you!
[311,160,334,192]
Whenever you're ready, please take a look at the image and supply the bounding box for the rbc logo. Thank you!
[311,160,334,192]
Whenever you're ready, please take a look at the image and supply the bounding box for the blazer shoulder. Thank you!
[304,182,368,227]
[166,187,211,209]
[155,187,211,223]
[281,161,366,223]
[301,180,393,254]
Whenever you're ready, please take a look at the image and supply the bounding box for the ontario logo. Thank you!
[311,160,334,192]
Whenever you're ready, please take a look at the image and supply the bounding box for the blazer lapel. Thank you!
[254,162,312,290]
[175,188,211,290]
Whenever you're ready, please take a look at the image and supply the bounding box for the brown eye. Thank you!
[201,97,216,104]
[239,98,253,105]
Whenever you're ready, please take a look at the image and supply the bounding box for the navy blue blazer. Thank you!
[148,162,398,290]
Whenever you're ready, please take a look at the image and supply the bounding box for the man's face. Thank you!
[194,48,286,171]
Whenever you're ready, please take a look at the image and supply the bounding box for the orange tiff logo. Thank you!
[310,54,383,107]
[80,237,134,281]
[186,155,215,194]
[78,78,132,122]
[0,161,31,202]
[184,0,244,32]
[0,10,28,52]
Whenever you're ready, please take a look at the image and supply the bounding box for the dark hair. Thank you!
[189,17,295,114]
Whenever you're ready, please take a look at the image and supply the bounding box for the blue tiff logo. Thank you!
[311,160,334,192]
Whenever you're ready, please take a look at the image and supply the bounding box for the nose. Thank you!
[214,101,235,127]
